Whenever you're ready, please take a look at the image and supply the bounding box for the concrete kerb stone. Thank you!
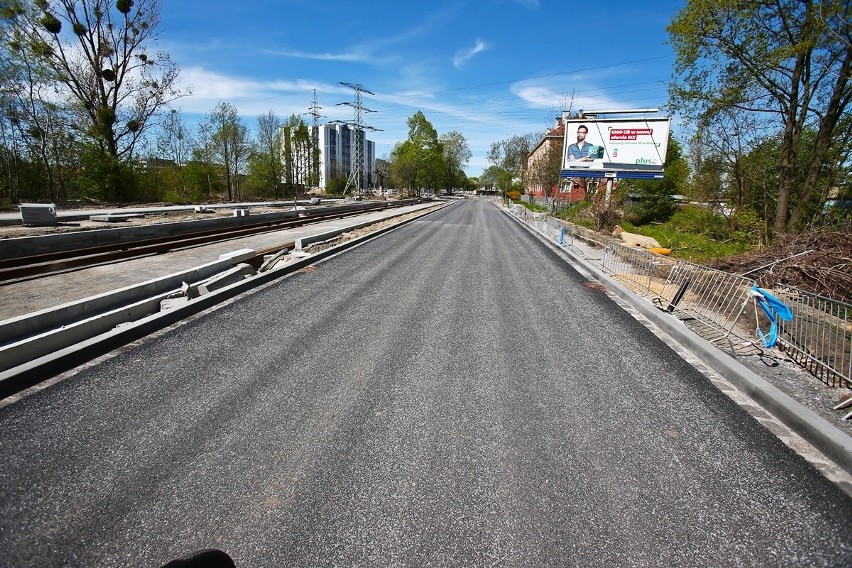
[0,201,451,400]
[0,293,167,374]
[196,263,256,295]
[295,219,383,250]
[498,203,852,477]
[0,248,256,345]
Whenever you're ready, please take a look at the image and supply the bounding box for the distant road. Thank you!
[0,198,849,566]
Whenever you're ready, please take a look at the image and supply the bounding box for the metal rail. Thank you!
[0,203,397,283]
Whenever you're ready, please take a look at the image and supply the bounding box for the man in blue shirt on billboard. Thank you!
[567,124,594,162]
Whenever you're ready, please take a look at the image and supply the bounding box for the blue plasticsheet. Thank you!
[752,284,794,348]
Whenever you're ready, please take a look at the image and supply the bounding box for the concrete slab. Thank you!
[89,214,145,222]
[19,204,57,226]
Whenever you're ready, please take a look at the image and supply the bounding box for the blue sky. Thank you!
[158,0,684,176]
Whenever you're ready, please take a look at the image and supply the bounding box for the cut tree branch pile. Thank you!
[707,230,852,304]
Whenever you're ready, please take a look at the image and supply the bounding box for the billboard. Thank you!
[561,117,671,179]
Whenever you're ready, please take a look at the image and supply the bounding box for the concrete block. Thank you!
[233,209,249,217]
[219,249,256,263]
[89,214,143,222]
[19,203,57,226]
[181,281,201,299]
[197,263,256,295]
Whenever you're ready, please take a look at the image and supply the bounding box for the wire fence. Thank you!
[507,204,852,389]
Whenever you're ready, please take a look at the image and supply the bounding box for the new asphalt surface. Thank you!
[0,198,850,566]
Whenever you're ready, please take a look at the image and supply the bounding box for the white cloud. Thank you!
[173,67,353,117]
[260,48,370,62]
[453,39,488,69]
[510,78,621,113]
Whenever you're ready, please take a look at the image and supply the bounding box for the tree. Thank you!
[487,133,539,194]
[389,140,419,197]
[154,109,192,198]
[374,157,390,193]
[255,110,282,198]
[668,0,852,236]
[3,0,183,200]
[628,138,689,224]
[525,135,564,208]
[478,166,502,191]
[389,111,444,195]
[201,102,249,201]
[280,114,316,202]
[439,131,471,193]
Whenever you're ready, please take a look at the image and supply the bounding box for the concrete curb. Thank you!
[0,201,450,400]
[499,204,852,476]
[295,218,381,250]
[0,249,256,345]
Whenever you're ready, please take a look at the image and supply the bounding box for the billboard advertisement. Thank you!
[561,117,671,179]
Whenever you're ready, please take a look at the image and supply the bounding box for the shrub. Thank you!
[669,205,729,239]
[590,203,622,231]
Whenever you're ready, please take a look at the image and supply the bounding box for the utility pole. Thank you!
[305,89,324,190]
[337,82,381,195]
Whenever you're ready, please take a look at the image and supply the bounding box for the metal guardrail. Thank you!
[507,203,852,389]
[770,287,852,389]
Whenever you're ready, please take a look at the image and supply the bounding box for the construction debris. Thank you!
[180,263,256,298]
[612,225,662,249]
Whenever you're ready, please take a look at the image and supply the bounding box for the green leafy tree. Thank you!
[487,133,539,193]
[389,111,444,195]
[278,114,316,203]
[439,130,471,193]
[389,140,419,197]
[200,102,249,201]
[255,110,282,198]
[669,0,852,236]
[628,137,689,224]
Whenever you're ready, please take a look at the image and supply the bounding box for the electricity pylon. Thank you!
[304,89,324,189]
[337,82,381,195]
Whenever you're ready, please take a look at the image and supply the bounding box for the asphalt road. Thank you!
[0,198,850,567]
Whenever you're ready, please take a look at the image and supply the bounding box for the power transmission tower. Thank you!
[337,82,381,195]
[304,89,324,189]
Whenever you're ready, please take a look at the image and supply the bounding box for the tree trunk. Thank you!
[787,47,852,230]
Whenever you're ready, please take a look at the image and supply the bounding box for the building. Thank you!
[525,118,579,203]
[525,117,604,204]
[316,123,376,192]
